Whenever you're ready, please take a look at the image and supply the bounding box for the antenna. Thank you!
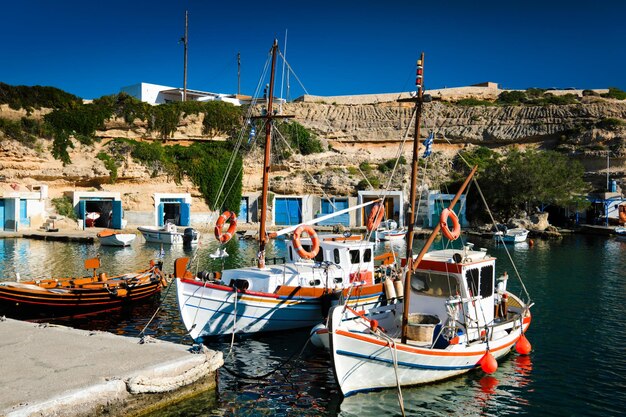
[237,52,241,96]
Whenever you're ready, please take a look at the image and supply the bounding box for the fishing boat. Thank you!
[137,222,199,245]
[494,227,529,243]
[375,220,407,241]
[327,54,533,398]
[0,257,167,318]
[174,40,387,341]
[97,229,136,247]
[85,211,100,227]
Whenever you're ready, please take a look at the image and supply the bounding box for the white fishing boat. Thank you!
[97,229,136,247]
[174,40,388,340]
[375,220,407,241]
[494,227,529,243]
[137,222,199,245]
[327,54,534,399]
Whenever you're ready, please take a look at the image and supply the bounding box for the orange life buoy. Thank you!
[292,225,320,260]
[214,211,237,244]
[366,203,385,231]
[440,208,461,240]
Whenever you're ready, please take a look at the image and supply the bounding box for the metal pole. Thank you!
[237,52,241,96]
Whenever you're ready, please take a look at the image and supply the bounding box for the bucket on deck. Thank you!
[406,313,441,343]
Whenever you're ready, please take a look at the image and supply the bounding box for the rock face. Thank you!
[1,98,625,214]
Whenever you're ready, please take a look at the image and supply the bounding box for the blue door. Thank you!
[0,200,4,231]
[19,199,30,227]
[318,198,350,226]
[275,198,302,225]
[111,200,123,229]
[180,202,191,226]
[239,197,249,223]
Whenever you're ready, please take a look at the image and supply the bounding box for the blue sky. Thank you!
[1,0,624,99]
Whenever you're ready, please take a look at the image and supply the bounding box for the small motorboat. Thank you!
[0,257,167,318]
[97,229,136,247]
[85,212,100,227]
[494,227,529,243]
[375,220,407,241]
[615,226,626,242]
[137,222,199,245]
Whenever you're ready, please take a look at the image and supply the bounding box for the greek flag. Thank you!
[422,132,434,158]
[248,126,256,144]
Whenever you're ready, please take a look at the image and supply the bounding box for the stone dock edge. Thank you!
[1,318,223,417]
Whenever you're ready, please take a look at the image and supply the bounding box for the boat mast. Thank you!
[400,53,425,344]
[182,10,188,101]
[258,40,279,269]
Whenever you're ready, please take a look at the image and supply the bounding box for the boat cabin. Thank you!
[219,234,377,294]
[409,246,500,343]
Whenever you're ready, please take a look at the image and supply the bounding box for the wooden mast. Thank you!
[258,40,279,269]
[401,53,425,344]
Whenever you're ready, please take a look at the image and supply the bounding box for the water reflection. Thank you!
[1,234,625,416]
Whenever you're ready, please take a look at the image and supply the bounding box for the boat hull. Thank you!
[0,281,161,318]
[98,233,136,247]
[176,277,383,340]
[329,302,531,396]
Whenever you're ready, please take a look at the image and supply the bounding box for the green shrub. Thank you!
[359,161,372,172]
[582,89,600,97]
[0,82,82,111]
[277,121,323,155]
[97,152,118,183]
[456,98,494,106]
[596,118,626,130]
[603,87,626,100]
[497,91,527,105]
[347,166,359,176]
[51,196,77,220]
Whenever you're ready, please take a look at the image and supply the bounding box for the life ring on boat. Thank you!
[440,208,461,240]
[366,203,385,232]
[214,211,237,244]
[292,225,320,260]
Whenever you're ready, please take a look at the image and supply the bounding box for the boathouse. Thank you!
[272,195,315,226]
[71,191,124,229]
[426,192,469,228]
[151,193,193,227]
[314,196,357,227]
[357,191,404,228]
[0,184,47,231]
[239,193,259,223]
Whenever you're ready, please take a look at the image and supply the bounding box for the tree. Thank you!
[457,149,590,221]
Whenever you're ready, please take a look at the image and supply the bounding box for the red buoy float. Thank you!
[515,333,532,355]
[529,239,535,248]
[479,351,498,374]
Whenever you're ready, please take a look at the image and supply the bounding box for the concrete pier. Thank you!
[0,318,223,417]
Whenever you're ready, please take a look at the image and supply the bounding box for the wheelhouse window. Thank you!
[289,246,293,261]
[363,248,372,262]
[334,248,340,264]
[465,268,480,298]
[411,271,460,297]
[480,265,494,297]
[302,245,324,262]
[350,249,360,264]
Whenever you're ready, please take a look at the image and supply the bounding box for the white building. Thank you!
[120,82,243,106]
[0,184,48,231]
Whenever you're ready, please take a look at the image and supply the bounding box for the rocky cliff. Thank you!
[1,98,625,213]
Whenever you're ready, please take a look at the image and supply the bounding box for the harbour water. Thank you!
[1,234,625,416]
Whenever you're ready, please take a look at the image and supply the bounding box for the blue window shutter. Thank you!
[112,200,123,229]
[78,201,86,230]
[180,203,191,226]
